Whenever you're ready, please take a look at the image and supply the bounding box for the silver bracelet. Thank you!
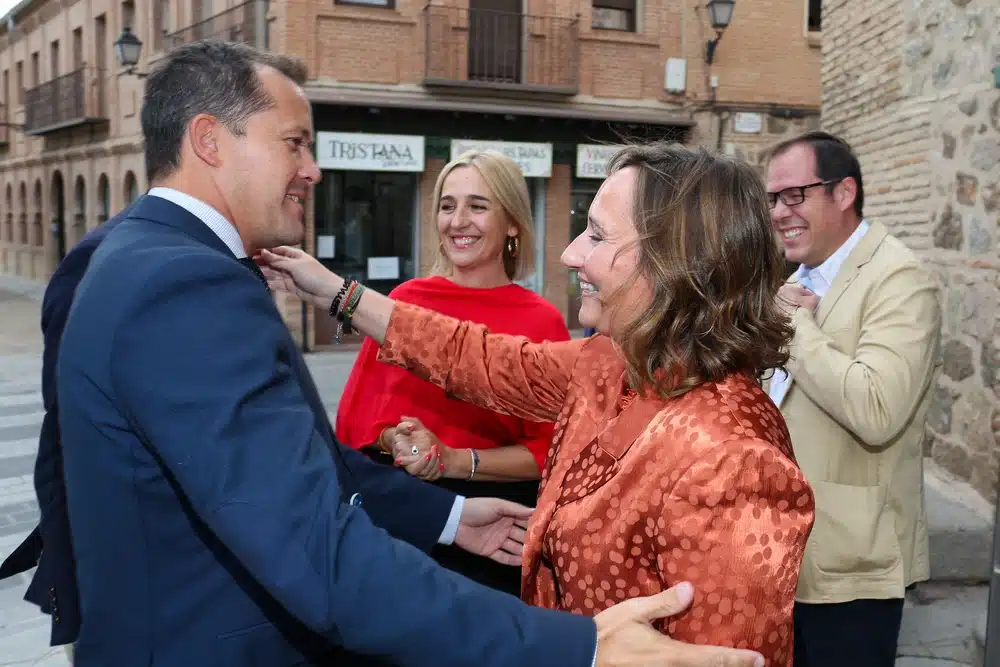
[467,448,479,481]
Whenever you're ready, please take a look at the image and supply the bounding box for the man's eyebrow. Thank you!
[588,214,606,234]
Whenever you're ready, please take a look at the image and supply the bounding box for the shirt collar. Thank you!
[147,187,247,259]
[795,218,871,292]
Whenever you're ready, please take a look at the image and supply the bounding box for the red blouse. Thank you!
[335,276,571,470]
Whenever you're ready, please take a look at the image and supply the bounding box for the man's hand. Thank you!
[778,283,819,317]
[454,498,532,566]
[595,583,764,667]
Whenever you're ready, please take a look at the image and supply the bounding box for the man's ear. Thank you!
[835,177,858,214]
[187,114,222,168]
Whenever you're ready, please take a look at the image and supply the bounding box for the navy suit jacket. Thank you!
[56,194,595,666]
[0,206,134,646]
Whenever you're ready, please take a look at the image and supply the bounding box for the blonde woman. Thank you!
[334,150,570,595]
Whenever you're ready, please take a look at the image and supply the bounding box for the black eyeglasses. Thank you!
[767,178,843,209]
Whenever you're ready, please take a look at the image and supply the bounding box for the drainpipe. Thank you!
[255,0,268,50]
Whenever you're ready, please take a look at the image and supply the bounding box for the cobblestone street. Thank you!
[0,277,992,666]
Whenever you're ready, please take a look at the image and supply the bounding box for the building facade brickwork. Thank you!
[822,0,1000,501]
[1,0,820,346]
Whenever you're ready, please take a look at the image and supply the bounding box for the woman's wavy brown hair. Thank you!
[605,142,793,397]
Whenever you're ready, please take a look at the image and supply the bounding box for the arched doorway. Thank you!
[4,184,11,244]
[74,176,86,241]
[18,182,27,245]
[51,171,66,260]
[32,180,43,248]
[97,173,110,224]
[123,171,138,206]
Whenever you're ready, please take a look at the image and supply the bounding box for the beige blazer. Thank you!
[769,220,941,604]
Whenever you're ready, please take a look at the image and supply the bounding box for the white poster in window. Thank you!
[367,256,400,280]
[316,132,425,172]
[316,235,336,259]
[450,140,553,178]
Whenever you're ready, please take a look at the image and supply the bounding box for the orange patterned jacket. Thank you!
[379,303,815,667]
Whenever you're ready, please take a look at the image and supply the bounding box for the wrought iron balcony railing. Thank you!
[423,5,580,95]
[163,0,268,51]
[23,67,107,136]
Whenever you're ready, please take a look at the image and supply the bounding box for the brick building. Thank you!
[821,0,1000,501]
[0,0,821,348]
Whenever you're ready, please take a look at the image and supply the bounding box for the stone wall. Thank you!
[822,0,1000,501]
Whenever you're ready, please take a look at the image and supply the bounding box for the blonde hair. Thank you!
[430,150,535,281]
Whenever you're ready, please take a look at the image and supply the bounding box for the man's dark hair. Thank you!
[767,130,865,218]
[141,40,309,184]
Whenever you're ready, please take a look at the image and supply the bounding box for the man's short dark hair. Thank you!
[141,40,309,184]
[767,131,865,218]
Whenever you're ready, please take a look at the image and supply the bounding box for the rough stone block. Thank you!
[943,338,976,381]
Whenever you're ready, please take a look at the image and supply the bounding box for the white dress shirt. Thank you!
[146,187,465,544]
[769,219,871,408]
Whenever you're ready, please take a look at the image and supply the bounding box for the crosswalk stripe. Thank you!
[0,412,43,429]
[0,393,41,409]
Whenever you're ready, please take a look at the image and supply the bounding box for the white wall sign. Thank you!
[316,235,336,259]
[575,144,622,179]
[450,139,553,178]
[733,112,764,134]
[367,256,400,280]
[317,132,425,172]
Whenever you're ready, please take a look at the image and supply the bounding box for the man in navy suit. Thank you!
[0,204,135,649]
[53,40,764,667]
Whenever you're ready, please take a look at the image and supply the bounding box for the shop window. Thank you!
[315,171,417,288]
[807,0,821,32]
[592,0,635,32]
[313,171,416,346]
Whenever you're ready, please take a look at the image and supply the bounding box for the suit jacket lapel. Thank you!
[556,390,664,507]
[813,221,887,327]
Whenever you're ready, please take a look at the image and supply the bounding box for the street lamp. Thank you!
[705,0,735,65]
[114,26,147,78]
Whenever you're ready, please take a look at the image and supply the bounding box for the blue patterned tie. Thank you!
[799,271,814,293]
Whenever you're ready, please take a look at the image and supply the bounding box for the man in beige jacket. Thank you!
[764,131,941,667]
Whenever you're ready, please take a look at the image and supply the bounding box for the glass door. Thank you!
[313,170,417,346]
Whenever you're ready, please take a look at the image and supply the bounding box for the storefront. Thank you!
[301,102,689,349]
[313,131,425,345]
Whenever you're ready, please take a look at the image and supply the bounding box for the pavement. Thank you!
[0,273,995,666]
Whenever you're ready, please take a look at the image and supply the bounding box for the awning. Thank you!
[304,84,695,127]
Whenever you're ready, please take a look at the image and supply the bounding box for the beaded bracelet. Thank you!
[332,280,366,343]
[328,281,350,320]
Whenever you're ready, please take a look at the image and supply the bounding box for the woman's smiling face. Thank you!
[436,166,516,273]
[560,166,651,335]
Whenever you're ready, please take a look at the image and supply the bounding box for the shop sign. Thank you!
[733,112,764,134]
[575,144,622,179]
[316,132,425,172]
[450,139,553,178]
